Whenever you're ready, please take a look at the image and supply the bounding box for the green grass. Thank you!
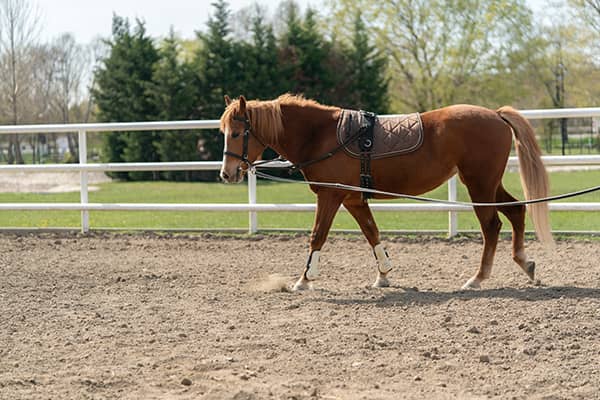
[1,170,600,232]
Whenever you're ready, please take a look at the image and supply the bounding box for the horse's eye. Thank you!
[231,132,240,139]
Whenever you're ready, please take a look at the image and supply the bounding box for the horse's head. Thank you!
[219,95,267,183]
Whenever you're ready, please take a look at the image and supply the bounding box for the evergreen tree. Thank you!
[193,0,236,170]
[345,11,389,113]
[244,7,282,99]
[279,6,334,103]
[93,15,160,180]
[146,29,202,181]
[195,0,236,116]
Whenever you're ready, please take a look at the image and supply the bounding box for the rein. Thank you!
[252,168,600,207]
[287,127,366,172]
[223,113,367,172]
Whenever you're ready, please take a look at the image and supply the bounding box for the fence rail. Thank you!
[1,107,600,235]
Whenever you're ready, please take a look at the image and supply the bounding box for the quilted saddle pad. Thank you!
[336,109,424,159]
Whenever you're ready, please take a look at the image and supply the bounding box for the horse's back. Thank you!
[421,104,514,178]
[421,104,510,134]
[371,104,513,196]
[421,104,513,154]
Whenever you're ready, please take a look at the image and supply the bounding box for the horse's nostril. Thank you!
[221,171,230,180]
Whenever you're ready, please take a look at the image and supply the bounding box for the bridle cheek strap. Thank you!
[223,116,251,169]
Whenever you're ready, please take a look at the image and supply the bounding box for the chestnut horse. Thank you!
[219,94,552,291]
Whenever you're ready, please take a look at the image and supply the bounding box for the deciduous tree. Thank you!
[0,0,41,163]
[50,33,87,161]
[329,0,535,112]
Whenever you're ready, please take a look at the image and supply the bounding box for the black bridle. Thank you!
[223,115,253,169]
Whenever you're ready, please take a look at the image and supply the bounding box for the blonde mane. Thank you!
[220,94,336,144]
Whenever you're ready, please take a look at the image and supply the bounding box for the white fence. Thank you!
[1,107,600,235]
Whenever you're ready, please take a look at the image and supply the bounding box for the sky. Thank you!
[38,0,316,44]
[38,0,548,44]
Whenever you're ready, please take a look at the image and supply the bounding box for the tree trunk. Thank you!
[13,135,24,164]
[31,135,37,163]
[67,133,78,162]
[7,134,25,164]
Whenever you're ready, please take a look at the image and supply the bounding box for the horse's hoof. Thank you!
[461,276,481,290]
[525,261,536,281]
[292,277,313,291]
[372,275,390,288]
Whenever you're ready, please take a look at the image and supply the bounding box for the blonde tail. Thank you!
[497,106,553,244]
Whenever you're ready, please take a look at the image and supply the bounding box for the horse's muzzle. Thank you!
[220,165,245,184]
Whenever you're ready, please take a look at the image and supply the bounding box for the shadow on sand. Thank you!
[318,285,600,308]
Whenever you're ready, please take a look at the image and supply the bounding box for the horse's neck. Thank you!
[272,105,340,165]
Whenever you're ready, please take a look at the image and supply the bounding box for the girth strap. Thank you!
[359,111,376,200]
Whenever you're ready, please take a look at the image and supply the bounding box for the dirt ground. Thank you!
[1,233,599,400]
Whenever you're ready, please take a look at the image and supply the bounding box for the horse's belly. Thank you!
[371,157,458,197]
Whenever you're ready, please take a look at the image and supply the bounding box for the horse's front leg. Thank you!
[293,190,345,291]
[344,197,393,288]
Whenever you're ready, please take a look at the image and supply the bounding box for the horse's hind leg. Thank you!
[459,176,503,289]
[462,202,502,289]
[343,197,393,288]
[496,185,536,281]
[293,190,345,291]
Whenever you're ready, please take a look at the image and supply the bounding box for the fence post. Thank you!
[248,169,258,233]
[78,130,89,233]
[448,175,458,237]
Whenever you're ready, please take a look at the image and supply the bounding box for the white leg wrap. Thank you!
[305,251,320,280]
[374,244,392,274]
[462,276,481,290]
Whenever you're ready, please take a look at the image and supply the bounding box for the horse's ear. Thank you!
[224,95,232,106]
[239,95,247,113]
